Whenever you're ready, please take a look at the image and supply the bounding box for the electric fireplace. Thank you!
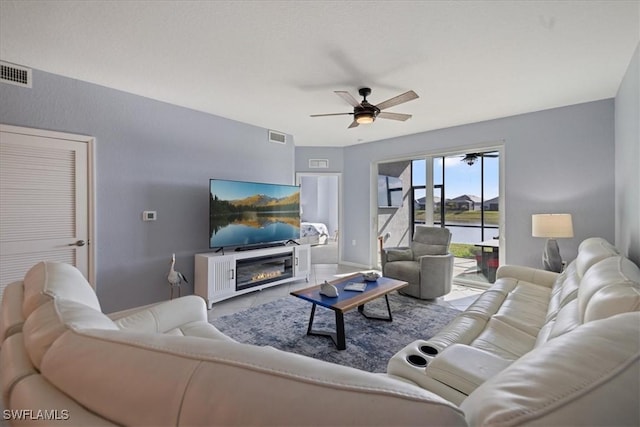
[235,253,293,291]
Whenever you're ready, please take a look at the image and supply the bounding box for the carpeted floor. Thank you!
[213,292,460,373]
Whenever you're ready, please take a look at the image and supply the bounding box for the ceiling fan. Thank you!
[311,87,419,128]
[460,152,499,166]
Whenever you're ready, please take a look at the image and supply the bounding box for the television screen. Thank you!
[210,179,301,249]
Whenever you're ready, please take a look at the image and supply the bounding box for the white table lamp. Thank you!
[532,214,574,273]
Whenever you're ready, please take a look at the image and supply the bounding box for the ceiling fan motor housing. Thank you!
[354,102,380,121]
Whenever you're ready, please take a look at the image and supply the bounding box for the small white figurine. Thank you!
[319,280,339,297]
[167,253,188,299]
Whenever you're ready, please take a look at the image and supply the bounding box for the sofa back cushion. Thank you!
[545,238,620,323]
[578,256,640,323]
[540,256,639,345]
[575,237,619,277]
[412,226,451,257]
[23,262,101,319]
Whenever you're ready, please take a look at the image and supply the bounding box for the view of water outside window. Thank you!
[412,153,500,281]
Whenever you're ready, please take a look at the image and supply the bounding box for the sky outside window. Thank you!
[412,156,498,200]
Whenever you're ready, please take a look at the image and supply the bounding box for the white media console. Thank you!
[194,244,311,309]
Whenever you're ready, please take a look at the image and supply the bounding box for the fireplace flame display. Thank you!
[252,271,282,282]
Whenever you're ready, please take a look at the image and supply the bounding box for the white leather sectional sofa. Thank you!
[0,261,466,426]
[388,237,640,425]
[1,237,638,426]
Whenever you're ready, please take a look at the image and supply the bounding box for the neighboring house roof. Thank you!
[450,194,481,203]
[415,196,441,205]
[484,196,499,205]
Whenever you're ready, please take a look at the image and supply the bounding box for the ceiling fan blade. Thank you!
[310,112,353,117]
[375,90,419,111]
[335,91,361,107]
[348,120,359,128]
[378,112,412,121]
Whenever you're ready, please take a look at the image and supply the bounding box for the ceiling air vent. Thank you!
[268,130,287,145]
[0,61,32,88]
[308,159,329,169]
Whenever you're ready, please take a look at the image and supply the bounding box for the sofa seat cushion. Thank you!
[493,291,550,337]
[501,279,552,302]
[470,317,537,361]
[462,290,505,320]
[423,314,490,351]
[383,260,419,284]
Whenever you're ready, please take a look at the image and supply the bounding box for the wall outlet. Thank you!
[351,239,356,246]
[143,211,157,221]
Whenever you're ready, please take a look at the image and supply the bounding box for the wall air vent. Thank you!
[0,61,32,88]
[308,159,329,169]
[268,130,287,145]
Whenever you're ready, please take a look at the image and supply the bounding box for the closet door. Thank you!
[0,125,94,300]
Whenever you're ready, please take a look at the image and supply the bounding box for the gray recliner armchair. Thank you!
[381,226,454,299]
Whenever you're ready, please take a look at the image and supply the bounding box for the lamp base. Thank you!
[542,238,563,273]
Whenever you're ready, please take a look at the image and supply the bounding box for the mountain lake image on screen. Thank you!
[209,179,301,249]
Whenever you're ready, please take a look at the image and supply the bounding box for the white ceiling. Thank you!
[1,1,638,147]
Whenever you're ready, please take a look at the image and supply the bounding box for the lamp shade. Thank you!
[532,214,574,238]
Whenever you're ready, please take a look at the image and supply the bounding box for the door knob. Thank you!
[69,240,86,247]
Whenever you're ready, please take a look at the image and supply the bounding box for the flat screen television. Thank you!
[209,179,301,249]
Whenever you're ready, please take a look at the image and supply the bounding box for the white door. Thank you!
[0,125,94,300]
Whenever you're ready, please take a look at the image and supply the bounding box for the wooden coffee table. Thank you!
[290,273,408,350]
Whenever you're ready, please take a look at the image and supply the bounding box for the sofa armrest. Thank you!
[426,344,511,396]
[110,295,208,333]
[1,281,26,342]
[496,264,559,288]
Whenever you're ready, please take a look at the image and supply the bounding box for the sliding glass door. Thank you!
[411,151,500,285]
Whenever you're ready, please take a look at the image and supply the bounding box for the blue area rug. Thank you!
[212,292,460,373]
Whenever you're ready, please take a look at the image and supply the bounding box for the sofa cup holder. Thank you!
[406,354,428,367]
[419,345,438,356]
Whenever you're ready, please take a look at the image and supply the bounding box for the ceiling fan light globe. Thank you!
[355,114,375,124]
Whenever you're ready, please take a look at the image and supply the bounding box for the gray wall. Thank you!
[297,99,616,268]
[377,161,412,249]
[0,69,295,312]
[614,43,640,265]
